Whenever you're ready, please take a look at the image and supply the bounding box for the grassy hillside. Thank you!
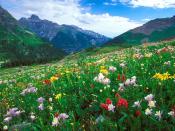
[109,25,175,45]
[0,24,65,68]
[0,40,174,130]
[0,25,44,46]
[108,16,175,45]
[0,6,65,67]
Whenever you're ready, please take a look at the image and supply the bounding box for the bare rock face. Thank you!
[19,15,61,41]
[131,16,175,35]
[107,15,175,45]
[19,15,110,53]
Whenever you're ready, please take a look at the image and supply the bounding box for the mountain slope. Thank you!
[107,15,175,45]
[19,15,110,53]
[0,6,65,67]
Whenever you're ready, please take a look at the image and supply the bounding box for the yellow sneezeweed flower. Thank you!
[77,76,81,79]
[145,53,153,58]
[50,76,58,83]
[55,93,66,100]
[100,69,109,75]
[100,66,109,75]
[65,70,71,74]
[61,73,65,75]
[153,72,175,81]
[100,66,106,69]
[55,93,62,100]
[86,63,92,66]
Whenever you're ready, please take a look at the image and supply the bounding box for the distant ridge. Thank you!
[107,15,175,45]
[19,15,110,53]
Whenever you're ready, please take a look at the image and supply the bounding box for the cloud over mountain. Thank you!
[0,0,141,37]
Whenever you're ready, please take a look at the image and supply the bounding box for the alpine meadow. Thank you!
[0,0,175,130]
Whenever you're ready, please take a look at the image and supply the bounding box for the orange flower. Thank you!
[43,79,51,85]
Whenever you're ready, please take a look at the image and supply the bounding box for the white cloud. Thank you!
[141,18,151,22]
[121,0,175,8]
[103,2,118,6]
[106,0,175,8]
[0,0,141,37]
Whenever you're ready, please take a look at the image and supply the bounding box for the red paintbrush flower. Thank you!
[115,93,121,98]
[100,98,115,111]
[117,98,128,108]
[43,79,51,85]
[171,105,175,116]
[100,103,108,110]
[135,110,141,117]
[172,105,175,112]
[54,112,59,118]
[162,47,168,53]
[90,84,95,88]
[106,98,112,105]
[117,74,121,81]
[122,74,126,82]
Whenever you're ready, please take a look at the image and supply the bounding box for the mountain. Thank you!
[107,15,175,45]
[19,15,110,53]
[0,6,65,67]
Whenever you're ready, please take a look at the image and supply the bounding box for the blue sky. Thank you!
[80,0,175,21]
[1,0,175,37]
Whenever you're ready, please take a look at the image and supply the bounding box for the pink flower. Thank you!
[109,66,116,72]
[37,97,45,103]
[4,117,12,123]
[38,103,44,110]
[59,113,69,120]
[144,94,154,101]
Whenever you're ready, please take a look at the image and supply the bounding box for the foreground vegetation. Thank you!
[0,41,175,130]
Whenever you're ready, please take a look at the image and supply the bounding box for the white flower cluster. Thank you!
[108,66,117,72]
[94,73,111,85]
[118,76,137,91]
[52,113,69,127]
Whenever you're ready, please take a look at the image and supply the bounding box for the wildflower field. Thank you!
[0,41,175,130]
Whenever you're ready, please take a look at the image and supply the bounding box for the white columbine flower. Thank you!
[148,100,156,108]
[124,79,131,86]
[109,66,116,72]
[145,108,152,115]
[145,94,154,101]
[130,76,137,85]
[59,113,69,120]
[96,115,105,123]
[155,111,162,120]
[132,100,141,108]
[4,117,12,123]
[30,114,36,121]
[108,104,115,112]
[119,83,124,88]
[168,111,174,117]
[52,117,59,127]
[102,78,111,85]
[0,80,3,84]
[120,63,126,68]
[164,61,171,66]
[3,125,8,130]
[49,98,52,102]
[94,73,110,85]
